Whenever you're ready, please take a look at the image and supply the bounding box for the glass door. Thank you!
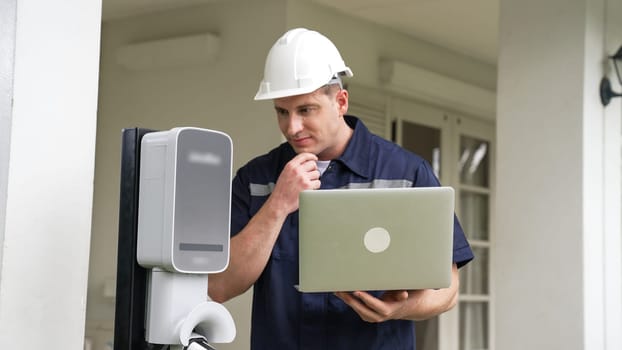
[453,116,493,350]
[392,97,450,350]
[396,118,444,350]
[391,97,494,350]
[392,98,452,186]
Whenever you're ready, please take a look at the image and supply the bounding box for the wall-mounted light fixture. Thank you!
[600,46,622,106]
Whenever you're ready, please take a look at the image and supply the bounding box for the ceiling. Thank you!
[101,0,499,65]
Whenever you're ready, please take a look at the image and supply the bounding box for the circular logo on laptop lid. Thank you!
[363,227,391,253]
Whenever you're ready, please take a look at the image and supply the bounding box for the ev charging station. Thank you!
[114,127,236,350]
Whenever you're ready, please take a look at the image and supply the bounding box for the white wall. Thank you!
[0,0,102,349]
[496,0,622,348]
[87,1,497,349]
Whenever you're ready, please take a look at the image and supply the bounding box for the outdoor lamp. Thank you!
[600,45,622,106]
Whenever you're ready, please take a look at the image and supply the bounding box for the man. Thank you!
[209,28,474,349]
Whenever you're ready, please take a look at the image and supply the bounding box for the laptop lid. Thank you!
[297,186,454,293]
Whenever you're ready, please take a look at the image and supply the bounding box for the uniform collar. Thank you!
[336,115,372,179]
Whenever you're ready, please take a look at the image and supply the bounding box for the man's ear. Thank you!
[336,89,349,115]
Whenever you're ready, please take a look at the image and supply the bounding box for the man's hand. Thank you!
[334,265,460,322]
[269,152,321,214]
[334,290,410,323]
[209,152,321,303]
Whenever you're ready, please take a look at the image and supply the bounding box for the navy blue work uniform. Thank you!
[230,115,474,350]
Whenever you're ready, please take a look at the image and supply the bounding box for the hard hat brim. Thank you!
[254,68,353,101]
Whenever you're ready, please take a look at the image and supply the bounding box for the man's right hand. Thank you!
[269,152,321,215]
[209,152,322,303]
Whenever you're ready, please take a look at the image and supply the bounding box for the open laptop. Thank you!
[297,186,454,293]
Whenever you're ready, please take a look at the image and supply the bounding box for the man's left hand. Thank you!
[334,290,410,323]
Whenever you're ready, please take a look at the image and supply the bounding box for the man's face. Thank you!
[273,86,349,160]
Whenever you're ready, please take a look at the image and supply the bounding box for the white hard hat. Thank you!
[254,28,353,100]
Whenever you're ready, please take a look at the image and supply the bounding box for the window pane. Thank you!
[401,121,441,178]
[460,191,489,241]
[460,302,489,350]
[460,246,488,294]
[415,317,438,350]
[459,136,489,187]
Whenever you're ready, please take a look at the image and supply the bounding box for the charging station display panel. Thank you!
[173,128,232,273]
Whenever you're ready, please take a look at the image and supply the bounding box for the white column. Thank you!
[0,0,102,349]
[496,0,622,349]
[0,0,17,265]
[603,0,622,347]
